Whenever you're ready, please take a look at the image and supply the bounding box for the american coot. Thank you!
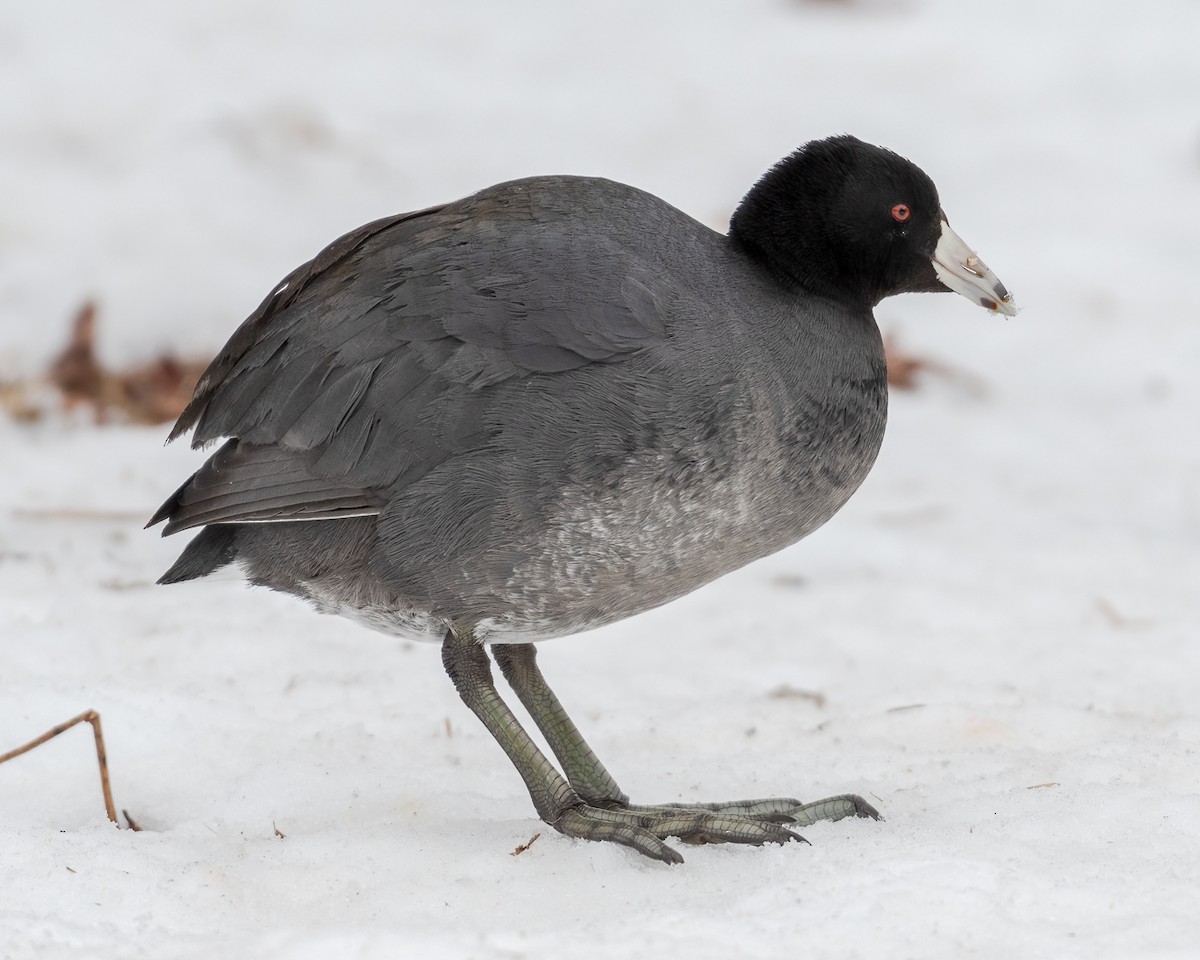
[150,135,1015,863]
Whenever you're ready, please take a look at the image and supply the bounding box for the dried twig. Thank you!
[510,832,541,856]
[767,684,827,707]
[12,508,148,523]
[1095,598,1155,629]
[0,710,119,825]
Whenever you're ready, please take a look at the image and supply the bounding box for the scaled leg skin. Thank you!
[491,642,882,830]
[442,630,805,863]
[490,641,628,808]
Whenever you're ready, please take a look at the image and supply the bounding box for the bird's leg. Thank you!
[443,630,803,862]
[441,630,577,820]
[491,641,881,829]
[442,628,681,862]
[490,641,628,808]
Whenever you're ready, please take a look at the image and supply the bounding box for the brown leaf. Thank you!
[48,301,103,407]
[8,300,209,426]
[884,333,936,390]
[113,354,209,425]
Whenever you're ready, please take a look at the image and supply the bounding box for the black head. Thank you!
[730,135,951,308]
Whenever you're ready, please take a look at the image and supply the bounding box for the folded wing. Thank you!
[149,180,674,536]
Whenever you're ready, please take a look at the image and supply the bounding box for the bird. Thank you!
[149,134,1015,863]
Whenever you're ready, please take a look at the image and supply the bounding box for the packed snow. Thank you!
[2,1,1198,958]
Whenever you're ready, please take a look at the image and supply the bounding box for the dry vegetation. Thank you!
[1,304,940,429]
[1,302,208,426]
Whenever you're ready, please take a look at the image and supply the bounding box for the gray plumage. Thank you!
[155,173,886,640]
[150,136,1015,862]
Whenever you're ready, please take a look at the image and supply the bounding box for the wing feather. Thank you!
[150,177,677,535]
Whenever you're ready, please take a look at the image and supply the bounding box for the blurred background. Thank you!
[2,0,1195,377]
[1,1,1197,957]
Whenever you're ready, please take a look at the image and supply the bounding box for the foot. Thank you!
[637,792,882,828]
[551,801,807,864]
[548,793,880,863]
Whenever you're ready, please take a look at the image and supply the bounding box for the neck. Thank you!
[728,184,875,308]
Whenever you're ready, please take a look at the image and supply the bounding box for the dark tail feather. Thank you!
[158,525,240,584]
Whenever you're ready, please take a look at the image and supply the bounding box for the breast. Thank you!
[472,348,888,642]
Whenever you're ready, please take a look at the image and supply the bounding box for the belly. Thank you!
[475,419,885,640]
[270,376,887,644]
[288,434,878,645]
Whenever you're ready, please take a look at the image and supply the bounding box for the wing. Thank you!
[149,178,674,536]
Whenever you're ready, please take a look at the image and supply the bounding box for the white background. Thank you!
[1,2,1197,957]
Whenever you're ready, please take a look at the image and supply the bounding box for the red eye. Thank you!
[891,203,911,222]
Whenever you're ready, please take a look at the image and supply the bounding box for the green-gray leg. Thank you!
[442,631,804,863]
[440,630,578,821]
[491,641,629,807]
[490,642,881,829]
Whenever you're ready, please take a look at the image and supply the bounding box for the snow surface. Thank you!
[2,1,1199,958]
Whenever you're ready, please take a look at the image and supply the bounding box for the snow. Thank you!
[2,1,1199,957]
